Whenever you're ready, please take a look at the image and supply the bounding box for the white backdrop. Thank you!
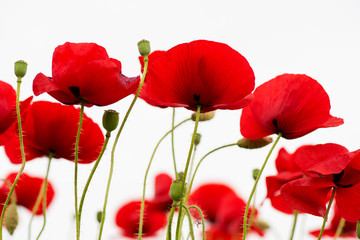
[1,0,360,239]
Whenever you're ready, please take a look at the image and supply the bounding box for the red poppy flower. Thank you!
[0,80,32,145]
[266,147,306,214]
[0,172,55,215]
[115,200,167,238]
[4,101,104,164]
[310,205,357,238]
[150,173,173,212]
[139,40,255,112]
[33,42,139,107]
[240,74,343,139]
[281,143,360,222]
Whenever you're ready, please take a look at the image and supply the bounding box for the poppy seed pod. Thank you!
[102,110,119,133]
[138,40,151,57]
[169,180,186,202]
[5,202,18,235]
[237,137,273,149]
[14,60,27,78]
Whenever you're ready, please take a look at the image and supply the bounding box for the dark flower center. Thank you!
[333,170,353,188]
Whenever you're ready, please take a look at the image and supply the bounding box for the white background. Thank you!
[1,0,360,239]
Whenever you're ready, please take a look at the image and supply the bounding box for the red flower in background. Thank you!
[33,42,139,107]
[115,200,167,238]
[0,80,32,145]
[4,101,104,164]
[0,172,55,215]
[139,40,255,112]
[266,147,306,214]
[281,143,360,222]
[150,173,173,212]
[240,74,343,139]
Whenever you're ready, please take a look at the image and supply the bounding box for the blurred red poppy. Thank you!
[115,200,167,238]
[281,143,360,222]
[0,172,55,215]
[240,74,343,139]
[0,80,32,145]
[139,40,255,112]
[150,173,173,212]
[4,101,104,164]
[33,42,139,107]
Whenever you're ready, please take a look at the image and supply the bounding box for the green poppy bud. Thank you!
[96,211,102,223]
[138,40,151,57]
[255,219,270,230]
[191,111,215,121]
[194,133,201,146]
[176,172,184,181]
[237,137,273,149]
[14,60,27,78]
[169,180,186,202]
[5,202,18,235]
[252,168,260,180]
[102,110,119,133]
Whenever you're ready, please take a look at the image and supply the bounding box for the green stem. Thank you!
[242,133,282,240]
[138,118,191,239]
[166,203,177,240]
[75,101,85,240]
[0,77,26,240]
[182,204,195,240]
[98,55,149,240]
[289,210,298,240]
[184,143,238,204]
[171,108,178,177]
[36,152,53,240]
[248,191,257,232]
[187,145,197,184]
[334,217,345,240]
[78,135,110,226]
[175,105,201,240]
[188,205,205,240]
[318,188,336,240]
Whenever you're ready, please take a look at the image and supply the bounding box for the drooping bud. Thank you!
[96,211,103,223]
[237,137,273,149]
[137,40,151,57]
[102,110,119,133]
[169,180,186,202]
[14,60,28,78]
[194,133,201,146]
[5,202,18,235]
[191,111,215,121]
[252,168,260,180]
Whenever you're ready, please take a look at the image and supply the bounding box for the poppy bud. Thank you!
[14,60,27,78]
[96,211,102,223]
[255,219,270,230]
[194,133,201,146]
[5,202,18,235]
[102,110,119,133]
[177,172,184,181]
[191,111,215,121]
[237,137,273,149]
[138,40,151,57]
[169,180,186,202]
[252,168,260,180]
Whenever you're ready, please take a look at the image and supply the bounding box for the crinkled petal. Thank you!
[336,183,360,222]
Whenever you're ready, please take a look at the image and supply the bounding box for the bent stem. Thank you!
[166,203,177,240]
[188,205,205,240]
[138,117,191,239]
[317,188,336,240]
[0,77,26,240]
[175,105,201,240]
[242,133,282,240]
[75,101,85,240]
[289,210,298,240]
[334,217,346,240]
[98,55,149,240]
[182,204,195,240]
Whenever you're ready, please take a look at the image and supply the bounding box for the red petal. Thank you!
[151,173,173,212]
[275,147,304,172]
[336,183,360,222]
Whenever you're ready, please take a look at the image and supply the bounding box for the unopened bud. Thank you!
[194,133,201,146]
[96,211,102,223]
[169,180,186,202]
[237,137,273,149]
[5,203,18,235]
[14,60,27,78]
[256,219,270,230]
[102,110,119,133]
[177,172,184,181]
[137,40,151,57]
[252,169,260,180]
[191,111,215,121]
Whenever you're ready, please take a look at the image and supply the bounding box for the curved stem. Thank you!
[98,56,149,240]
[78,135,110,226]
[75,101,85,240]
[289,210,298,240]
[175,105,201,240]
[182,204,195,240]
[0,77,26,240]
[36,152,53,240]
[187,145,197,184]
[171,108,178,177]
[242,133,282,240]
[166,203,177,240]
[138,118,191,239]
[188,205,205,240]
[184,143,238,204]
[334,217,345,240]
[318,188,336,240]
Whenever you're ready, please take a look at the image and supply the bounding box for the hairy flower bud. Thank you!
[138,40,151,57]
[169,180,186,202]
[237,137,273,149]
[5,203,18,235]
[252,168,260,180]
[14,60,27,78]
[191,111,215,121]
[102,110,119,133]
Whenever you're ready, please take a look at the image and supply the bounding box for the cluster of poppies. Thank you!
[0,38,354,239]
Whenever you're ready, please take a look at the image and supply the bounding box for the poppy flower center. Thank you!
[333,170,353,188]
[69,86,89,104]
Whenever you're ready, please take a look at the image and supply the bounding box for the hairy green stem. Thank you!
[182,205,195,240]
[289,210,298,240]
[171,108,178,177]
[166,204,177,240]
[188,205,206,240]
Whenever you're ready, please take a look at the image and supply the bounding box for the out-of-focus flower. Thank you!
[0,172,55,215]
[33,42,139,107]
[4,101,104,164]
[139,40,255,112]
[240,74,343,140]
[150,173,173,212]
